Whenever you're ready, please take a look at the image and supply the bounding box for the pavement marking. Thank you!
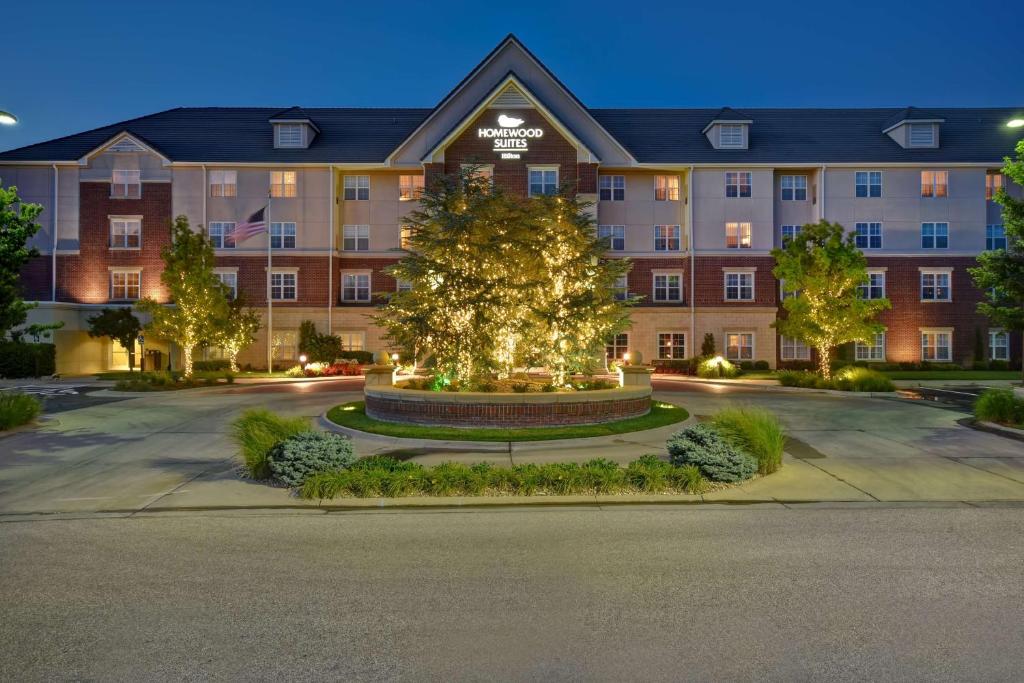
[1,385,88,396]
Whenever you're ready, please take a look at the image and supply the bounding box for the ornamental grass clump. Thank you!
[0,392,42,430]
[711,406,785,475]
[831,367,895,392]
[666,424,757,483]
[231,409,312,479]
[974,388,1024,426]
[267,431,356,487]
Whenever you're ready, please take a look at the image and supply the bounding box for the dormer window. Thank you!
[909,124,935,148]
[275,124,304,148]
[882,108,943,149]
[720,125,744,148]
[703,109,752,150]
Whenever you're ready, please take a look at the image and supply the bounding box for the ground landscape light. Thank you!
[0,111,17,125]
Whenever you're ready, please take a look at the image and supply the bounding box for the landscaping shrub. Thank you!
[753,360,770,371]
[666,424,757,483]
[739,360,755,371]
[711,406,785,475]
[777,370,825,388]
[831,367,895,392]
[231,409,312,479]
[652,358,698,375]
[267,431,356,487]
[337,350,375,364]
[0,342,56,378]
[697,357,739,379]
[0,392,42,430]
[193,359,230,372]
[974,389,1024,426]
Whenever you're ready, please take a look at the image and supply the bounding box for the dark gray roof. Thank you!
[589,107,1024,164]
[2,105,1022,165]
[881,106,945,130]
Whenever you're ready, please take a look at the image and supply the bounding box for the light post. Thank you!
[1007,119,1024,129]
[0,110,16,126]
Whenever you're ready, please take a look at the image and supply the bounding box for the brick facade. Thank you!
[693,255,778,307]
[623,257,689,307]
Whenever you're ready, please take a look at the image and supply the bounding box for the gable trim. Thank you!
[77,131,172,166]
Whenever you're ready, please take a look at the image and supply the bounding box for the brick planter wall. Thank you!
[364,386,652,428]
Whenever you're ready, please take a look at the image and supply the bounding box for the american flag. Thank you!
[233,207,267,242]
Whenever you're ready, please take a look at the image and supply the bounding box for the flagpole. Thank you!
[266,192,273,374]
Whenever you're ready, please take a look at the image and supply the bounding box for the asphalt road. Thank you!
[2,507,1022,681]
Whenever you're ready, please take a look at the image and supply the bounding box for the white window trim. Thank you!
[343,175,370,201]
[919,267,953,302]
[723,270,755,302]
[209,170,238,197]
[725,221,752,249]
[270,171,297,198]
[269,270,298,302]
[342,224,370,252]
[598,174,626,201]
[275,123,305,149]
[654,175,680,201]
[780,174,807,201]
[719,124,745,149]
[921,170,948,198]
[108,215,142,251]
[725,331,755,361]
[109,268,142,301]
[337,331,367,352]
[651,272,684,302]
[110,169,141,199]
[654,224,682,251]
[398,174,425,201]
[213,268,239,300]
[989,329,1009,361]
[854,222,883,250]
[269,221,298,250]
[527,165,559,197]
[780,335,811,361]
[920,328,953,363]
[656,331,688,360]
[855,170,883,198]
[208,221,237,250]
[341,271,372,302]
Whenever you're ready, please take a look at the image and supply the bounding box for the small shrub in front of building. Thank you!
[0,342,56,379]
[230,409,312,479]
[779,368,894,392]
[711,406,785,475]
[267,431,356,487]
[974,389,1024,427]
[696,357,740,379]
[0,392,42,430]
[666,423,757,483]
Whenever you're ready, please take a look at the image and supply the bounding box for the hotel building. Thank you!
[1,35,1021,374]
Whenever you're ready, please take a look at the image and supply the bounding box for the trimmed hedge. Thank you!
[0,342,56,378]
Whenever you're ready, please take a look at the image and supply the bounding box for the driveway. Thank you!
[1,376,1023,515]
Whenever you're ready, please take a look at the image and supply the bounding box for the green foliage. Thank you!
[113,369,234,391]
[777,370,829,389]
[697,357,739,378]
[700,332,716,357]
[193,359,231,372]
[666,423,757,483]
[974,389,1024,426]
[711,406,785,475]
[0,391,42,430]
[339,350,375,364]
[0,342,56,378]
[230,409,312,479]
[87,308,142,371]
[214,298,261,372]
[136,216,231,377]
[0,181,44,338]
[772,220,891,378]
[267,431,356,487]
[300,455,708,499]
[375,166,635,387]
[778,367,894,392]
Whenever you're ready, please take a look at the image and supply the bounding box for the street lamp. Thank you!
[0,110,17,126]
[1008,119,1024,128]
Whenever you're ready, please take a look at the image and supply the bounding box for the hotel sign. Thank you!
[477,114,544,159]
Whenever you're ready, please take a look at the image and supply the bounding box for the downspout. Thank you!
[687,166,695,353]
[819,164,826,220]
[51,164,58,302]
[202,165,207,228]
[327,164,334,330]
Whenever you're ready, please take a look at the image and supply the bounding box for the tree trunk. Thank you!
[183,346,193,378]
[127,347,135,373]
[817,345,832,380]
[229,349,239,374]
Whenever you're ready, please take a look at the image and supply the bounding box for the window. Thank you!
[208,222,236,249]
[986,224,1006,251]
[270,222,296,249]
[272,331,298,360]
[338,332,365,352]
[854,171,882,198]
[654,175,679,201]
[654,225,681,251]
[111,169,141,199]
[400,225,413,250]
[612,275,629,301]
[342,224,369,251]
[780,175,807,201]
[110,270,140,300]
[724,272,754,301]
[855,222,882,249]
[719,124,744,148]
[209,170,237,197]
[859,271,886,300]
[921,331,951,362]
[989,330,1009,361]
[780,336,810,361]
[605,333,629,361]
[528,168,558,196]
[726,222,752,249]
[921,271,951,301]
[215,271,237,299]
[909,124,935,147]
[921,222,949,249]
[726,333,753,361]
[396,279,412,293]
[270,171,297,198]
[780,279,798,300]
[270,272,296,301]
[657,333,687,359]
[341,273,371,302]
[275,124,303,148]
[986,172,1005,200]
[653,274,682,302]
[599,175,625,201]
[343,175,369,201]
[725,172,752,198]
[856,333,886,361]
[109,218,140,249]
[598,225,625,251]
[399,175,424,200]
[781,225,801,244]
[921,170,947,198]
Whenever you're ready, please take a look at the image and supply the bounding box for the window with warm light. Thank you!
[110,270,140,300]
[109,218,140,249]
[986,172,1004,200]
[654,225,681,251]
[399,175,424,200]
[210,170,237,197]
[725,333,753,361]
[400,225,413,250]
[657,333,687,359]
[338,332,366,351]
[111,170,141,199]
[921,170,947,198]
[654,175,679,201]
[725,172,751,198]
[270,171,297,198]
[726,222,752,249]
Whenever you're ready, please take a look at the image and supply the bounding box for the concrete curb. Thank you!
[652,375,901,399]
[960,417,1024,442]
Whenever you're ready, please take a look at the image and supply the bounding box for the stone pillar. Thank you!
[618,366,652,388]
[364,365,395,387]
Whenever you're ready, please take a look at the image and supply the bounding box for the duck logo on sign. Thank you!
[477,114,544,159]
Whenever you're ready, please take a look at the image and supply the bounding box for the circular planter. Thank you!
[363,384,652,428]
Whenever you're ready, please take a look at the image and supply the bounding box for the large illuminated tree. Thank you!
[376,167,633,387]
[772,220,890,379]
[137,216,230,377]
[214,297,262,372]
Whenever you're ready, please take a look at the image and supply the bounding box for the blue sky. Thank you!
[3,0,1022,152]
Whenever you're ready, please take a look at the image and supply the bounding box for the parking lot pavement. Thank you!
[0,383,130,414]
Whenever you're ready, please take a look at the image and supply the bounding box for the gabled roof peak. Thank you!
[882,106,946,132]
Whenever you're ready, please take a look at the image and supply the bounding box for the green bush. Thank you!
[193,359,230,372]
[753,360,770,371]
[711,406,785,475]
[777,370,825,388]
[267,431,356,487]
[666,424,757,483]
[974,389,1024,426]
[0,392,42,430]
[697,357,739,379]
[0,342,56,378]
[230,409,312,479]
[832,367,895,392]
[337,350,375,364]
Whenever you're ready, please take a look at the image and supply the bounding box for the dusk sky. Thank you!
[4,0,1022,152]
